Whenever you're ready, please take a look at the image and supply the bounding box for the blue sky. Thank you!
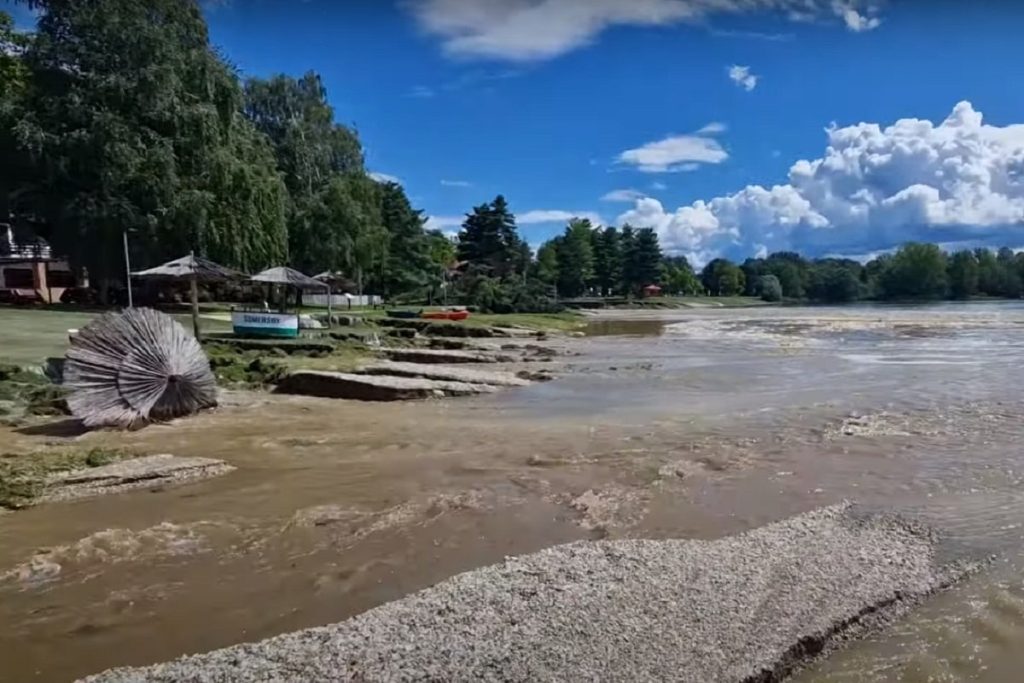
[8,1,1024,262]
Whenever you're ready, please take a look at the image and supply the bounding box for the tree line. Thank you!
[698,242,1024,303]
[0,1,669,313]
[0,1,451,302]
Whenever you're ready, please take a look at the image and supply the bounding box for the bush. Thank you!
[757,275,783,302]
[458,276,562,314]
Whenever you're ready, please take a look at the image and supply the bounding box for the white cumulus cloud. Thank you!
[602,189,647,202]
[834,1,882,31]
[616,101,1024,263]
[404,0,884,62]
[728,65,758,91]
[618,124,728,173]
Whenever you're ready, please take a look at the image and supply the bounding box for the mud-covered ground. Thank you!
[3,302,1024,681]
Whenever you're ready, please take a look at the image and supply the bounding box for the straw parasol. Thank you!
[251,266,328,289]
[251,267,332,322]
[133,252,243,339]
[64,308,218,429]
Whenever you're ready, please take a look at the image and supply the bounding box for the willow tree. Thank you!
[14,0,287,294]
[0,11,31,221]
[243,71,365,270]
[303,173,386,295]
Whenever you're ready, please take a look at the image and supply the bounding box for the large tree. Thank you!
[662,256,701,295]
[621,226,661,295]
[879,242,948,300]
[243,71,369,276]
[457,195,524,278]
[302,173,385,294]
[947,250,979,299]
[591,226,621,296]
[377,181,431,297]
[701,258,745,296]
[14,0,287,293]
[805,262,862,302]
[554,218,595,298]
[243,71,363,194]
[0,11,31,221]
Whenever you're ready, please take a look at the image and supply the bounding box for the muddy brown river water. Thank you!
[3,303,1024,681]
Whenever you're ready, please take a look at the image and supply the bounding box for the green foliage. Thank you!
[805,261,863,302]
[701,258,745,296]
[623,227,662,295]
[534,240,559,285]
[554,218,595,297]
[457,195,524,279]
[11,0,288,292]
[1,11,34,221]
[458,273,561,314]
[947,250,979,299]
[756,274,783,302]
[878,242,948,300]
[300,173,386,293]
[592,227,622,296]
[0,447,136,509]
[243,71,363,195]
[661,256,701,295]
[243,70,384,285]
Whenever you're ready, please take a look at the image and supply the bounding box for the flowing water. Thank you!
[3,302,1024,681]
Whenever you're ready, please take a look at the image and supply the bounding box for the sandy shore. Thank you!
[84,504,978,683]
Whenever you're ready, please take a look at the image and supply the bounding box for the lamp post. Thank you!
[123,229,133,308]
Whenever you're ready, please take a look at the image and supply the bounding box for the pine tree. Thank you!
[619,225,637,294]
[457,195,524,278]
[555,218,595,297]
[592,226,621,296]
[378,181,430,297]
[625,227,662,295]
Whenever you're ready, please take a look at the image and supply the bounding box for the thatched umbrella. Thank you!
[64,308,218,429]
[132,252,243,339]
[251,267,331,322]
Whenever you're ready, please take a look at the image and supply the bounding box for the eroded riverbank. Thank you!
[3,303,1024,681]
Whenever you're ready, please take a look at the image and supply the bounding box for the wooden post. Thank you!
[123,230,133,308]
[190,275,200,340]
[189,251,200,340]
[326,284,332,329]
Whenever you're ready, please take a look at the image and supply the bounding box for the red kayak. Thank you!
[422,310,469,321]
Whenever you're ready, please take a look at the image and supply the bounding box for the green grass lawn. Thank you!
[0,306,234,366]
[0,308,101,365]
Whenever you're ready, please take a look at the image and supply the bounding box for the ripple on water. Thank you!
[0,521,224,587]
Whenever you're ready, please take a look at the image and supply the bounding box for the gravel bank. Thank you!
[84,504,977,683]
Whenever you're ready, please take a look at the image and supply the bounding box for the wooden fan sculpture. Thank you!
[64,308,218,428]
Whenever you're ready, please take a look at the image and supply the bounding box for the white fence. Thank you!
[303,293,382,308]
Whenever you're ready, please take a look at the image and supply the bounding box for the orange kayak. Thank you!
[422,310,469,321]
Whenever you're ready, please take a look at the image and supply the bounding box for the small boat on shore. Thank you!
[422,310,469,321]
[386,310,421,319]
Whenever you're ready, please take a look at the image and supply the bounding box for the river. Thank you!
[2,302,1024,681]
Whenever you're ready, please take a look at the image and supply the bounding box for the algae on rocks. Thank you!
[0,363,70,422]
[0,448,137,509]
